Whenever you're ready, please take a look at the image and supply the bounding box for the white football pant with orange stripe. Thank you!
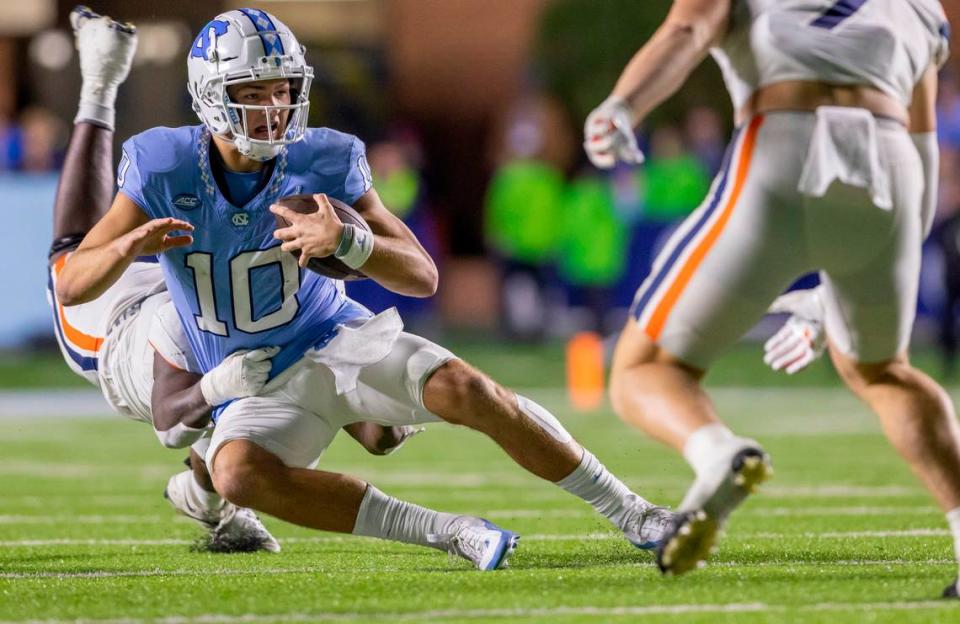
[47,255,168,415]
[630,109,922,368]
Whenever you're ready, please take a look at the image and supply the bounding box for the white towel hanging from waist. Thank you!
[797,106,893,210]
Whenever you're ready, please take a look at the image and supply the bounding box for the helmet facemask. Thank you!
[216,62,312,162]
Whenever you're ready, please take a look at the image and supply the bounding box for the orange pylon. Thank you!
[566,331,605,411]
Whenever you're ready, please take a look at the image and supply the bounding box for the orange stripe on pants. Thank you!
[53,254,104,353]
[644,115,765,341]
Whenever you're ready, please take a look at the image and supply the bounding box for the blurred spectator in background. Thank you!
[485,93,572,340]
[345,127,440,333]
[0,106,65,172]
[928,75,960,378]
[684,106,726,176]
[18,107,65,172]
[933,143,960,377]
[938,73,960,150]
[557,170,627,332]
[0,112,19,171]
[639,124,709,223]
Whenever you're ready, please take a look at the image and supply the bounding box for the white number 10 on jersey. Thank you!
[186,247,301,335]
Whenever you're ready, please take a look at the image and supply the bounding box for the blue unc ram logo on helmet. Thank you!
[190,19,229,61]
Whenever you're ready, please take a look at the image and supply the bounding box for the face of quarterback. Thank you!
[226,78,293,142]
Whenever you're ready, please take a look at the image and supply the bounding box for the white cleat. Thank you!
[209,506,282,554]
[70,5,137,87]
[429,516,519,571]
[655,510,718,576]
[164,470,221,529]
[679,444,773,523]
[620,498,675,550]
[163,470,280,553]
[655,443,772,576]
[380,425,425,455]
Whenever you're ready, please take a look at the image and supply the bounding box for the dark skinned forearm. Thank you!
[151,353,212,432]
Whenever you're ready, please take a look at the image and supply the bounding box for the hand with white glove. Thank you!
[380,425,426,455]
[763,287,826,375]
[70,5,138,129]
[583,95,645,169]
[199,346,280,407]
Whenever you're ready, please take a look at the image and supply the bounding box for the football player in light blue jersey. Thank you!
[50,5,423,555]
[57,8,710,573]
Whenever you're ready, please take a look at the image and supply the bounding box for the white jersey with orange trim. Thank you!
[48,256,165,385]
[712,0,950,110]
[47,257,196,423]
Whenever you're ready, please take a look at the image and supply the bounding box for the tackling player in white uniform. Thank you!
[585,0,960,590]
[49,6,418,553]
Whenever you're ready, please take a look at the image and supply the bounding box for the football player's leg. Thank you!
[810,140,960,595]
[163,435,280,553]
[51,7,137,263]
[348,332,674,557]
[207,396,515,570]
[610,116,810,567]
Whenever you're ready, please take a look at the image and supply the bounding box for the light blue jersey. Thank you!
[118,125,373,380]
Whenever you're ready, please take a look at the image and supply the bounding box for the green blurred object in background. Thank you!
[373,167,420,220]
[640,152,710,221]
[557,175,627,287]
[484,160,564,265]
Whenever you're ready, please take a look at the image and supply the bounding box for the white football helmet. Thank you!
[187,8,313,161]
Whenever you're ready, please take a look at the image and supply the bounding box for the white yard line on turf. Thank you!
[0,528,951,549]
[0,601,956,623]
[0,515,191,525]
[521,529,951,541]
[1,559,953,579]
[0,506,939,525]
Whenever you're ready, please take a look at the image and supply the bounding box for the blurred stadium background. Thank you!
[5,2,960,621]
[3,0,960,382]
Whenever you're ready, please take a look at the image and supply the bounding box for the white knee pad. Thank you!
[516,395,573,443]
[405,342,456,408]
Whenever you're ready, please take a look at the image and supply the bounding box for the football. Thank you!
[272,194,370,280]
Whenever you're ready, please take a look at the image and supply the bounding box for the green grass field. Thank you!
[2,376,960,623]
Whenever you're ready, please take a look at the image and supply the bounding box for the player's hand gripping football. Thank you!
[115,218,194,258]
[270,194,345,267]
[763,287,826,375]
[199,346,281,407]
[584,95,645,169]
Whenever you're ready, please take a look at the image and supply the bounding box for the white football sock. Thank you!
[946,507,960,570]
[352,485,459,549]
[180,470,222,514]
[555,449,648,531]
[76,94,118,131]
[683,422,738,476]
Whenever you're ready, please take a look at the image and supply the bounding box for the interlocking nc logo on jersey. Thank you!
[232,212,250,227]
